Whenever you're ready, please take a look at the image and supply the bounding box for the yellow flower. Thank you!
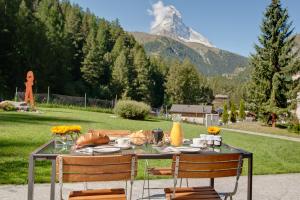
[51,125,81,135]
[207,126,221,135]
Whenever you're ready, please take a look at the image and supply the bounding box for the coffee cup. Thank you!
[193,138,202,146]
[116,137,130,146]
[206,135,214,146]
[200,134,206,139]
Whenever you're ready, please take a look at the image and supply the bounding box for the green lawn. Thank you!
[225,121,300,138]
[0,107,300,184]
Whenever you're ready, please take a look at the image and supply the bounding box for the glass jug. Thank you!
[170,114,184,146]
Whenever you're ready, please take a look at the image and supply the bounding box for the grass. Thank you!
[225,121,300,138]
[0,107,300,184]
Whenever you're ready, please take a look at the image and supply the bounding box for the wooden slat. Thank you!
[165,186,221,200]
[69,194,126,200]
[62,172,135,182]
[63,162,135,174]
[148,167,172,176]
[178,161,239,171]
[61,155,135,165]
[69,188,125,197]
[178,169,238,178]
[166,193,221,200]
[164,186,215,193]
[173,153,241,163]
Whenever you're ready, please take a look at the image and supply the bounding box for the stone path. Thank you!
[222,128,300,142]
[1,173,300,200]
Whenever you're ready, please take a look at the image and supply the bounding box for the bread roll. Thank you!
[76,131,109,148]
[129,130,147,145]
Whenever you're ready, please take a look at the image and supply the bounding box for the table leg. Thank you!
[50,159,56,200]
[210,178,214,188]
[27,154,35,200]
[247,154,253,200]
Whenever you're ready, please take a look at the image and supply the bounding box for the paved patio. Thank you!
[1,173,299,200]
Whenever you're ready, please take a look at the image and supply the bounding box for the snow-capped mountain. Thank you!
[149,1,214,47]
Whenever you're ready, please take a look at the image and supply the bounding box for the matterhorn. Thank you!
[150,1,214,47]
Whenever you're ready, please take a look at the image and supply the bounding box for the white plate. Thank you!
[175,146,200,153]
[75,147,93,154]
[190,144,206,148]
[114,144,132,150]
[93,147,121,153]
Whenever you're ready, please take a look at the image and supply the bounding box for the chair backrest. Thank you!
[56,154,137,183]
[172,153,243,179]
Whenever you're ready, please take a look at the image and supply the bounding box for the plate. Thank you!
[93,147,121,153]
[114,144,132,150]
[74,147,93,154]
[175,146,200,153]
[190,144,206,148]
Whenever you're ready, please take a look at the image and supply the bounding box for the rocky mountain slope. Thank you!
[132,32,249,76]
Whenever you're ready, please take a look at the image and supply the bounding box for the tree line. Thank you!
[0,0,213,107]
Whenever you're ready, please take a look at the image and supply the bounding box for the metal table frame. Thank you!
[27,140,253,200]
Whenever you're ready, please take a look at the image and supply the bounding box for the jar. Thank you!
[213,135,222,147]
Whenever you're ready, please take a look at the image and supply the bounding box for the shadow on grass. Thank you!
[0,139,42,148]
[0,112,95,124]
[0,159,51,184]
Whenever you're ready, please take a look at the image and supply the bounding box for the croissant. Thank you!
[76,131,110,148]
[129,130,147,145]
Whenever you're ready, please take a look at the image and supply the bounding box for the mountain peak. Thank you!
[149,1,214,48]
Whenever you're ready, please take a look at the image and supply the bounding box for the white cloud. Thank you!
[149,1,181,29]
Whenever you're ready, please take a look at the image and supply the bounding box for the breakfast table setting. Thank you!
[27,123,253,200]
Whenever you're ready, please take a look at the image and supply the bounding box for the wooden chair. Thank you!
[56,154,137,200]
[164,153,243,200]
[142,131,188,199]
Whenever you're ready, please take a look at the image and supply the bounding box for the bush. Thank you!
[0,101,17,111]
[114,100,150,120]
[288,123,300,134]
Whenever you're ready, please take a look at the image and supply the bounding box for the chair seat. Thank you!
[68,188,126,200]
[164,186,221,200]
[148,167,172,176]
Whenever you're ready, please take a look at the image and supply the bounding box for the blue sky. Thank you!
[70,0,300,57]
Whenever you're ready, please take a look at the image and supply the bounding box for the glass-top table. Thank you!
[27,140,253,200]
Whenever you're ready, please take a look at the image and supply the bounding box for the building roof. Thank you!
[170,104,212,114]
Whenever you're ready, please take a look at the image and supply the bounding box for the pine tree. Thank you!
[229,101,237,123]
[111,50,129,98]
[133,45,151,102]
[239,99,246,121]
[247,0,298,127]
[166,58,212,104]
[222,103,229,124]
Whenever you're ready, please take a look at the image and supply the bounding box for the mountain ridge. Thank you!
[131,31,249,76]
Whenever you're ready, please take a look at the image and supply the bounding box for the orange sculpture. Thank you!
[24,71,35,107]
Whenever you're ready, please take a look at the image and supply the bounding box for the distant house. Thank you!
[212,94,229,108]
[169,104,212,124]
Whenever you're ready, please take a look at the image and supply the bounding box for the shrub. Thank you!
[288,123,300,134]
[114,100,150,120]
[0,101,17,111]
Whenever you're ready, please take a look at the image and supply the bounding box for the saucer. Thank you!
[114,144,132,150]
[190,144,206,148]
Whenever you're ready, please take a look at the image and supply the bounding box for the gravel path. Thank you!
[1,173,300,200]
[222,128,300,142]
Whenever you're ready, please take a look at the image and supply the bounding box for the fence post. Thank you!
[15,87,18,102]
[47,86,50,104]
[84,93,87,109]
